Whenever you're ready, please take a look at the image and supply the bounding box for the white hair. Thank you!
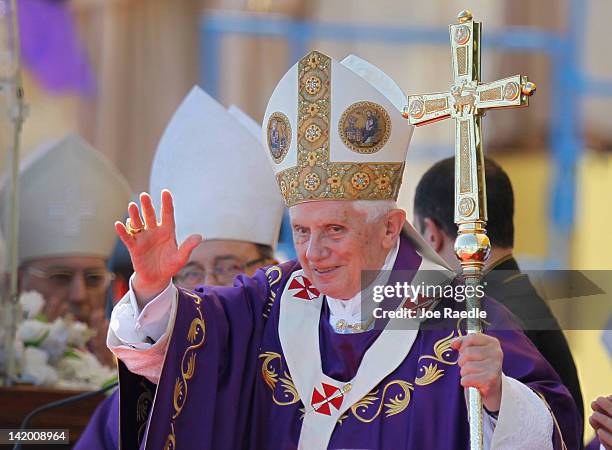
[288,199,399,224]
[352,200,398,223]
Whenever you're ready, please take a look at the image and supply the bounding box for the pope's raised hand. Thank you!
[115,190,202,308]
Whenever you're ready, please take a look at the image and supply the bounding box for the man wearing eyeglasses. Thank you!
[5,134,132,365]
[149,89,284,295]
[74,87,284,450]
[174,241,275,290]
[21,261,115,321]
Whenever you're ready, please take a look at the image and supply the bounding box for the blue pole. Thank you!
[200,18,221,99]
[548,0,587,267]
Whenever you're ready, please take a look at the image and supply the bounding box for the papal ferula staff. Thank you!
[403,10,537,449]
[107,51,580,449]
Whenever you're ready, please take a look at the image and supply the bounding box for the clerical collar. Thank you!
[327,239,400,334]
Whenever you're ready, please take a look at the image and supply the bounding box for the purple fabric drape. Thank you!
[17,0,94,95]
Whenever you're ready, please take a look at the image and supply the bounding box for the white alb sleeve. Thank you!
[106,275,178,384]
[481,374,553,450]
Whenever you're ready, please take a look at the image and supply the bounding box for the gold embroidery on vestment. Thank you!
[163,423,176,450]
[136,381,153,444]
[350,380,415,423]
[264,266,282,318]
[164,290,206,446]
[259,351,301,406]
[260,319,468,426]
[415,363,446,386]
[418,330,459,365]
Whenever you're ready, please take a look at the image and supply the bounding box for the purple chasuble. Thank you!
[117,234,581,450]
[74,390,119,450]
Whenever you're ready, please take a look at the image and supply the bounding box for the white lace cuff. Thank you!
[106,276,178,384]
[489,374,553,450]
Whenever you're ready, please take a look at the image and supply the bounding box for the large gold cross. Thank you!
[404,10,535,227]
[402,10,535,450]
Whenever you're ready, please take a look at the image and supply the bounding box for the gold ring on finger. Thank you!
[126,218,144,236]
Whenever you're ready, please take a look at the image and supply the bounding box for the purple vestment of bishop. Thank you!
[74,390,119,450]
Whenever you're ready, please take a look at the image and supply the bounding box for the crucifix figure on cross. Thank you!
[403,10,536,450]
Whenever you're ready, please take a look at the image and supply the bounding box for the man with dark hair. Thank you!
[414,157,515,266]
[414,156,585,439]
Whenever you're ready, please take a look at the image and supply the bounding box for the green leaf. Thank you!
[23,329,50,347]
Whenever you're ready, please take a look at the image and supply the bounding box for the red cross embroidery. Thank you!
[310,382,344,416]
[402,294,435,311]
[288,275,320,300]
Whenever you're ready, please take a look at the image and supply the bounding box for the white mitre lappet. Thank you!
[4,134,132,265]
[149,86,284,248]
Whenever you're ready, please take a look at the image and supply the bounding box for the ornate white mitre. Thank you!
[149,86,284,248]
[5,134,132,264]
[262,50,414,207]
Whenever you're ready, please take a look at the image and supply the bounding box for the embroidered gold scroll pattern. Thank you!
[263,266,283,319]
[259,322,464,425]
[163,424,176,450]
[413,329,461,388]
[164,290,206,449]
[136,382,153,445]
[343,329,462,425]
[259,351,301,406]
[342,380,414,424]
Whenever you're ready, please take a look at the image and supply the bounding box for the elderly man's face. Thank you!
[174,240,269,289]
[290,201,401,300]
[19,256,111,323]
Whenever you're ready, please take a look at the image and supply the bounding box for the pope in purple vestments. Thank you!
[111,232,580,450]
[107,50,582,449]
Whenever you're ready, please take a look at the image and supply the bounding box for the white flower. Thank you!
[66,321,96,348]
[2,295,112,389]
[39,319,70,361]
[22,346,48,365]
[17,319,50,345]
[57,349,116,390]
[19,347,58,386]
[19,291,45,319]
